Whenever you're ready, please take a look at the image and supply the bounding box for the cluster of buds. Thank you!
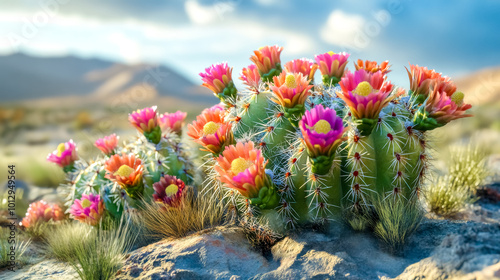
[21,200,65,228]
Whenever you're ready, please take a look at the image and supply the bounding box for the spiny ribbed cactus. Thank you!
[190,45,472,231]
[51,107,196,225]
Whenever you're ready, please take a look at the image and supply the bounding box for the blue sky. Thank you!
[1,0,499,87]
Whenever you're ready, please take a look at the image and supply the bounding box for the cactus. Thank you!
[53,107,195,224]
[190,45,473,232]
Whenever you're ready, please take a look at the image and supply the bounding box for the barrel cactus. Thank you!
[53,107,195,223]
[190,45,472,231]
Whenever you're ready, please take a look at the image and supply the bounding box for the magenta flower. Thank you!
[300,105,346,158]
[283,58,318,81]
[153,175,186,208]
[240,64,261,91]
[159,110,187,135]
[315,51,350,85]
[70,193,105,226]
[299,105,347,175]
[95,134,119,155]
[200,63,237,102]
[128,106,161,144]
[47,139,78,172]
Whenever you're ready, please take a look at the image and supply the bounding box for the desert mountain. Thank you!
[0,53,214,106]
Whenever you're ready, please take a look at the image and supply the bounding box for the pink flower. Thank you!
[315,51,350,85]
[159,111,187,134]
[240,64,261,90]
[413,88,472,130]
[200,63,237,102]
[338,70,396,120]
[250,45,283,82]
[152,175,186,207]
[283,58,318,81]
[70,194,105,226]
[128,106,161,144]
[95,134,119,155]
[299,105,347,159]
[215,142,268,199]
[47,140,78,170]
[21,200,65,228]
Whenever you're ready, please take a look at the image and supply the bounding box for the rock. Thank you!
[115,227,272,280]
[0,260,77,280]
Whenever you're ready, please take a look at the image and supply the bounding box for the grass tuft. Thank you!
[240,218,282,255]
[139,187,226,239]
[373,199,424,254]
[44,222,94,261]
[0,227,31,269]
[424,143,489,216]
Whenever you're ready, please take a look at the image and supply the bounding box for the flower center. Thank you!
[56,143,66,157]
[353,81,373,96]
[313,120,331,134]
[328,51,336,56]
[451,91,464,106]
[203,121,220,135]
[231,157,253,175]
[114,165,135,177]
[165,184,179,197]
[285,73,297,89]
[81,199,91,208]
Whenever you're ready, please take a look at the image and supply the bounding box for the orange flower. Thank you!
[270,72,313,109]
[406,64,456,99]
[250,45,283,82]
[354,59,391,75]
[104,153,144,198]
[187,106,233,154]
[283,58,318,81]
[215,142,268,198]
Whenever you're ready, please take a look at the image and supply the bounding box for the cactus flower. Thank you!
[354,59,391,75]
[129,106,162,144]
[283,58,318,82]
[187,106,234,155]
[21,200,65,228]
[105,153,144,199]
[299,105,347,175]
[152,175,186,207]
[240,64,261,91]
[406,64,456,103]
[47,139,78,172]
[215,141,279,209]
[339,70,398,135]
[270,72,313,127]
[95,134,119,156]
[413,87,472,130]
[159,110,187,135]
[70,193,105,226]
[200,63,237,103]
[250,45,283,82]
[314,51,350,86]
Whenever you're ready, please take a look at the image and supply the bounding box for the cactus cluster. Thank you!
[51,108,195,225]
[191,45,472,231]
[41,45,472,239]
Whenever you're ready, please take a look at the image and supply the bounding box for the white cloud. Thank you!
[184,0,218,25]
[320,10,366,50]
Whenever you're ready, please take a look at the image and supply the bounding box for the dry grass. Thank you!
[138,187,226,239]
[44,222,94,261]
[424,175,477,216]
